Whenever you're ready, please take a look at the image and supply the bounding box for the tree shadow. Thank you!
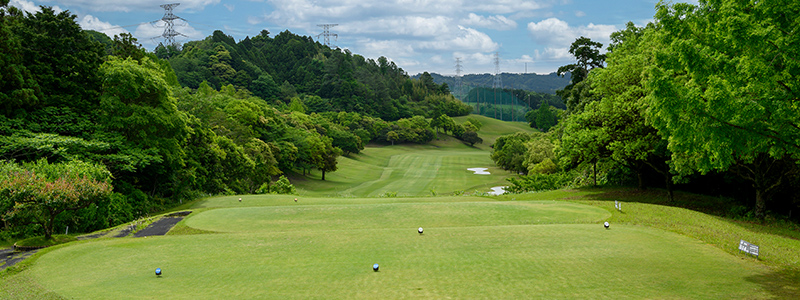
[745,268,800,299]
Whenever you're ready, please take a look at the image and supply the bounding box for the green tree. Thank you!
[523,138,557,174]
[557,37,606,114]
[112,33,146,61]
[99,56,189,194]
[387,131,398,145]
[588,22,675,199]
[16,6,103,111]
[646,0,800,217]
[0,159,112,239]
[0,2,41,113]
[557,36,606,86]
[461,131,482,146]
[491,132,534,174]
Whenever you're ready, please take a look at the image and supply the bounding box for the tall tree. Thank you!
[646,0,800,217]
[587,22,676,199]
[99,56,189,195]
[16,6,103,111]
[557,37,606,114]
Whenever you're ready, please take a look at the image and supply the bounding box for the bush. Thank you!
[505,172,575,193]
[272,176,296,195]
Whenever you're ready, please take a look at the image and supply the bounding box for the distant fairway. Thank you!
[26,197,773,299]
[296,144,512,197]
[294,114,537,198]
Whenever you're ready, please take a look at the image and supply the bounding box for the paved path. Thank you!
[1,211,192,271]
[133,217,183,237]
[1,248,38,272]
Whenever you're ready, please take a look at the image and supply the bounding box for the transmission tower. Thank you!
[493,52,502,119]
[454,57,463,98]
[316,24,338,47]
[493,52,502,89]
[159,3,183,46]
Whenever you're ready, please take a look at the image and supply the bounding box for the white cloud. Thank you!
[447,26,498,52]
[79,15,129,38]
[461,13,517,30]
[527,17,616,46]
[343,16,453,37]
[9,0,62,13]
[223,4,234,12]
[464,1,543,14]
[42,0,220,13]
[9,0,40,13]
[575,10,586,17]
[360,39,416,59]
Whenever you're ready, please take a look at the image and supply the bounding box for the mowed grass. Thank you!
[295,143,511,197]
[19,198,775,299]
[294,114,536,198]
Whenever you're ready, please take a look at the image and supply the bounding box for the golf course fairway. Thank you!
[26,198,773,299]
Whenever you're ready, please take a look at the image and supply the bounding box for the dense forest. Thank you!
[422,72,571,95]
[490,0,800,221]
[0,2,480,239]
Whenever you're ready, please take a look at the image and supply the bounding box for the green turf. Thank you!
[295,143,511,197]
[22,199,774,299]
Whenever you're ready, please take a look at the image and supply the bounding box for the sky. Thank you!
[8,0,697,76]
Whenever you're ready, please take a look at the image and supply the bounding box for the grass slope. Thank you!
[294,114,536,198]
[21,198,773,299]
[295,143,509,197]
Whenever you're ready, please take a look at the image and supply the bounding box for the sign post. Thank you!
[738,240,759,259]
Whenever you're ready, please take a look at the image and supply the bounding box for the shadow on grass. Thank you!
[564,187,800,240]
[745,268,800,299]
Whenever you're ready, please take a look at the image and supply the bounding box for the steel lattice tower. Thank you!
[492,52,502,89]
[316,24,339,47]
[454,57,463,97]
[160,3,182,46]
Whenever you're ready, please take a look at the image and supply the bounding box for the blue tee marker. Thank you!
[155,268,162,276]
[373,263,379,272]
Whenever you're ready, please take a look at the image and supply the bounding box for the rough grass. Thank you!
[507,187,800,298]
[14,235,76,248]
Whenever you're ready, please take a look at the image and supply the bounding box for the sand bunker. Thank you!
[488,186,506,195]
[468,168,491,175]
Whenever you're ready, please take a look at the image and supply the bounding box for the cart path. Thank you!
[1,211,192,271]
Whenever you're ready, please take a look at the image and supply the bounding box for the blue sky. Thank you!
[9,0,696,76]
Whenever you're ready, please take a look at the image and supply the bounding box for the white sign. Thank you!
[738,240,759,258]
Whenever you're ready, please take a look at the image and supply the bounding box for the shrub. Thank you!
[505,172,575,193]
[272,176,296,195]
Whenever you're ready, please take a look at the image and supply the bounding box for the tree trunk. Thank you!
[665,174,674,203]
[322,169,326,181]
[592,159,597,186]
[637,169,645,190]
[755,189,766,219]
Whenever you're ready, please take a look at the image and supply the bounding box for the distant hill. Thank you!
[414,72,571,94]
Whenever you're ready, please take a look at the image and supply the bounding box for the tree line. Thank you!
[0,2,479,240]
[492,0,800,220]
